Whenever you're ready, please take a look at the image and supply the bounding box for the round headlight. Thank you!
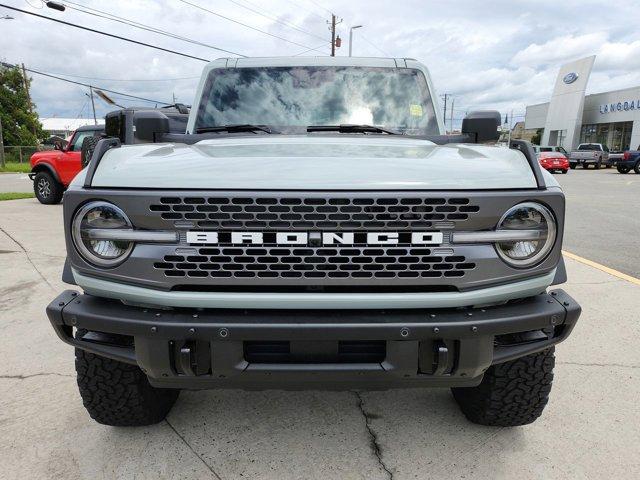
[495,202,556,268]
[72,201,133,267]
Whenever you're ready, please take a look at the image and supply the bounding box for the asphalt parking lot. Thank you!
[0,172,32,194]
[1,169,639,479]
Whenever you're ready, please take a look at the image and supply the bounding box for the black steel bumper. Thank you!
[46,289,580,390]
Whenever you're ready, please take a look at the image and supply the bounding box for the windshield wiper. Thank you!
[307,124,399,135]
[196,124,276,134]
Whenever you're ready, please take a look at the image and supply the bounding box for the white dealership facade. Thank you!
[525,56,640,152]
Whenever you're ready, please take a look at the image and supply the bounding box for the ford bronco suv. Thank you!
[29,124,104,204]
[46,57,580,428]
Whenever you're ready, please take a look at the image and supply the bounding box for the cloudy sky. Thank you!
[1,0,639,128]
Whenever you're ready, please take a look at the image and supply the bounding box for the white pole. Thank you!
[349,25,362,57]
[449,98,455,134]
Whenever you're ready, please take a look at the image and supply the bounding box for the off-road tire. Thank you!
[451,347,555,427]
[75,348,180,426]
[81,136,100,168]
[33,171,64,204]
[618,166,630,174]
[634,162,640,175]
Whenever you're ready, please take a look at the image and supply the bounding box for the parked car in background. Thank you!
[28,104,191,205]
[533,145,568,156]
[568,143,611,169]
[29,125,104,204]
[616,147,640,174]
[538,151,569,174]
[608,151,625,166]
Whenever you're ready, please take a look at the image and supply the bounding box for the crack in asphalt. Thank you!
[353,391,393,480]
[558,361,639,369]
[0,226,55,291]
[0,372,73,380]
[165,418,223,480]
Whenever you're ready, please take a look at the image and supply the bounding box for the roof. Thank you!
[77,124,105,132]
[40,118,105,132]
[213,56,410,69]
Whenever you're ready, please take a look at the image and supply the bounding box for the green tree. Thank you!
[0,65,46,146]
[531,128,543,146]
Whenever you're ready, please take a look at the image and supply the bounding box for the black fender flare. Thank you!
[30,162,61,184]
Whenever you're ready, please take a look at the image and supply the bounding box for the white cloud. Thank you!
[0,0,638,127]
[511,33,605,68]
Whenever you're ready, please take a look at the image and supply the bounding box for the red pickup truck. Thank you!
[29,125,104,204]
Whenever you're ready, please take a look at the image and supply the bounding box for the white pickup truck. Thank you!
[569,143,611,169]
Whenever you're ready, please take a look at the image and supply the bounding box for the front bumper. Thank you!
[47,289,580,390]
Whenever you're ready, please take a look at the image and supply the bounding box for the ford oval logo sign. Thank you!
[563,72,579,84]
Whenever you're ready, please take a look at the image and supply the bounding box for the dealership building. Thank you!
[524,56,640,152]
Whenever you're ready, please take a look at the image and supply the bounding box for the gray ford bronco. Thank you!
[46,57,580,427]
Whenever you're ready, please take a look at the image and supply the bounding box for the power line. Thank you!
[61,0,246,57]
[358,32,391,57]
[176,0,325,53]
[282,0,326,22]
[293,43,331,56]
[0,4,212,62]
[305,0,333,15]
[1,62,172,105]
[30,70,200,82]
[224,0,326,42]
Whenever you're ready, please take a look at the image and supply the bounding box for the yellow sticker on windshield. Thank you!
[410,104,423,116]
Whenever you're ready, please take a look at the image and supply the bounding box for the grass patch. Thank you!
[0,192,35,201]
[0,162,31,173]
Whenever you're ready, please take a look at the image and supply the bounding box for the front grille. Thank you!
[149,196,480,230]
[153,246,476,280]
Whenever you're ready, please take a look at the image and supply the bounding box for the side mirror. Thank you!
[133,110,170,143]
[105,109,171,144]
[461,111,501,143]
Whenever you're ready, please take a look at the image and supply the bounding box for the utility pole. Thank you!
[441,94,449,132]
[21,63,32,111]
[449,97,455,133]
[21,63,37,135]
[330,14,336,56]
[0,116,5,168]
[328,14,342,56]
[89,86,97,125]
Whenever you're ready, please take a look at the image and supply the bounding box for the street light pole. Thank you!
[349,25,363,57]
[88,86,97,125]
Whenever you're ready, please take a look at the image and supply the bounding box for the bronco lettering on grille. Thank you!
[185,231,444,246]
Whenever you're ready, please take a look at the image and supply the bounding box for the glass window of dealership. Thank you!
[525,87,640,152]
[581,121,633,151]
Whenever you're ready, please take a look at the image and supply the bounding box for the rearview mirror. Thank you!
[461,111,501,143]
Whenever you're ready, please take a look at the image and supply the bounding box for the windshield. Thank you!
[194,66,439,135]
[578,144,601,151]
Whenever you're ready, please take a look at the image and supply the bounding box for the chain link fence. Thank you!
[0,145,54,165]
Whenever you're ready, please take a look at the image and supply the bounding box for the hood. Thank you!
[90,136,537,190]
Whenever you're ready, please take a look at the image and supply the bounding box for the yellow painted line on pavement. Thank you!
[563,250,640,286]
